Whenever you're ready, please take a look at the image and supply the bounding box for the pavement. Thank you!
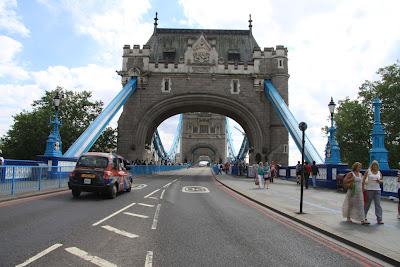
[214,172,400,265]
[0,167,388,266]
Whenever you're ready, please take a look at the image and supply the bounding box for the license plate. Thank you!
[84,178,91,184]
[81,173,95,178]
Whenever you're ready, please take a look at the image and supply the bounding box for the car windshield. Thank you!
[76,156,109,168]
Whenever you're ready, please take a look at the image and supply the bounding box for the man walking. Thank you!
[310,161,320,188]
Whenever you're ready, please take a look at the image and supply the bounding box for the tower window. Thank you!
[278,58,284,69]
[193,126,198,133]
[161,78,171,93]
[200,125,209,133]
[210,126,215,134]
[230,79,240,94]
[228,49,240,62]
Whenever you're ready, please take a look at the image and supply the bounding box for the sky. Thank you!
[1,0,400,164]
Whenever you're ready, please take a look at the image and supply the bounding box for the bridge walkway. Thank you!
[214,172,400,265]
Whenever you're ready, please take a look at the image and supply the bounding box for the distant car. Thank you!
[68,152,133,199]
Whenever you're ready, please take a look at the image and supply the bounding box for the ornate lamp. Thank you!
[44,91,63,157]
[325,97,341,164]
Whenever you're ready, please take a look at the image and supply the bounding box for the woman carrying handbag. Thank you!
[342,162,369,225]
[363,160,384,224]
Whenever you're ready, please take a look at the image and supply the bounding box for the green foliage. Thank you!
[335,98,371,167]
[0,87,117,160]
[335,62,400,168]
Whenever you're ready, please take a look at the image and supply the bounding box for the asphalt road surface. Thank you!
[0,168,386,266]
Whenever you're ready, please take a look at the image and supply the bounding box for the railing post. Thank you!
[58,166,61,188]
[38,167,42,191]
[11,166,15,195]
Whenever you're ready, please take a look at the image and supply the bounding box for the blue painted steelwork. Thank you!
[236,136,249,161]
[225,118,236,161]
[369,98,389,170]
[264,80,323,163]
[64,78,137,158]
[153,130,168,160]
[152,114,182,162]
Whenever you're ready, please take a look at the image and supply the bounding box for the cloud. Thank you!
[0,35,29,80]
[178,0,400,164]
[0,0,30,36]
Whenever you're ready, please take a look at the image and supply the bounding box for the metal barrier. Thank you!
[0,165,74,196]
[129,164,189,176]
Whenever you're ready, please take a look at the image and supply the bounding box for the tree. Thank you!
[335,62,400,168]
[0,87,117,160]
[335,98,371,166]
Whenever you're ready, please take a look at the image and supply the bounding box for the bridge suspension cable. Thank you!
[264,80,323,163]
[64,78,137,158]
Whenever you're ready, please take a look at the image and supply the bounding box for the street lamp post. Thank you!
[325,97,341,164]
[298,122,307,214]
[44,91,63,157]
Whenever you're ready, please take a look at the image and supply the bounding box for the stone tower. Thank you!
[117,17,289,165]
[181,113,226,164]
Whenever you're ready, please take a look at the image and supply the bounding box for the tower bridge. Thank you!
[65,17,323,165]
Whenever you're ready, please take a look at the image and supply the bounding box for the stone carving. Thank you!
[193,35,211,64]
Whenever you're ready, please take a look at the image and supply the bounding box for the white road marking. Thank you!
[151,204,161,230]
[138,203,154,207]
[132,184,148,190]
[101,225,139,238]
[182,186,210,193]
[160,189,166,199]
[172,179,178,182]
[144,189,160,198]
[92,202,136,226]
[163,182,172,188]
[145,251,153,267]
[65,247,117,267]
[16,243,63,267]
[123,212,149,219]
[148,196,158,200]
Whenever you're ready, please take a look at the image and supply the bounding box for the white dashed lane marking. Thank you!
[123,212,149,219]
[92,202,136,226]
[16,243,63,267]
[101,225,139,238]
[138,203,154,207]
[144,189,160,199]
[145,251,153,267]
[65,247,117,267]
[160,189,166,199]
[148,196,158,200]
[151,204,161,230]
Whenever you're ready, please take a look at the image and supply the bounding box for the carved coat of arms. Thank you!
[193,36,211,64]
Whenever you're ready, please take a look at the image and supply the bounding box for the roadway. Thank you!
[0,168,385,266]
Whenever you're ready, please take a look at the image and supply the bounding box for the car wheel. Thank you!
[72,189,81,198]
[109,184,117,199]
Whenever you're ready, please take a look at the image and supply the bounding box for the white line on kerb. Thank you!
[92,202,136,226]
[151,204,161,230]
[145,251,153,267]
[144,189,160,199]
[16,243,63,267]
[65,247,117,267]
[101,225,139,238]
[160,189,166,199]
[138,203,154,207]
[123,212,149,219]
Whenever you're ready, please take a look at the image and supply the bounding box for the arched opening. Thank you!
[133,93,263,163]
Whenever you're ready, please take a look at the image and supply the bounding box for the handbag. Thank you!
[343,173,354,190]
[254,177,259,185]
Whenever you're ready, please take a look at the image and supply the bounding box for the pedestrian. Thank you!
[362,160,384,224]
[218,163,222,175]
[397,162,400,219]
[295,161,302,185]
[0,151,4,166]
[270,161,277,183]
[310,161,320,188]
[257,162,265,189]
[342,162,369,224]
[304,161,311,189]
[264,161,271,189]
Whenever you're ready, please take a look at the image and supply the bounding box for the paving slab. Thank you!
[215,173,400,265]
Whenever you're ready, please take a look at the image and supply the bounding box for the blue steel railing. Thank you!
[129,164,189,176]
[0,165,75,196]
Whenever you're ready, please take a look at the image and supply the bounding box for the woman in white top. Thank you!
[342,162,368,224]
[362,160,384,224]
